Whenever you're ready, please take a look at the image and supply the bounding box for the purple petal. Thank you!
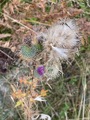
[37,66,45,76]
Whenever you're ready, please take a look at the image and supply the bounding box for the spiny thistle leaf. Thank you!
[21,45,37,58]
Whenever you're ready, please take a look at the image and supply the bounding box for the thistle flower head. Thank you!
[37,66,45,76]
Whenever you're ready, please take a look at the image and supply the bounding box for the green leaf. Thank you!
[35,43,43,51]
[34,70,41,78]
[21,45,37,58]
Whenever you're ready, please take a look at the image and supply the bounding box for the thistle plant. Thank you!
[19,18,82,119]
[37,19,81,79]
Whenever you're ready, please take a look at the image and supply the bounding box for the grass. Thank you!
[40,55,90,120]
[0,0,90,120]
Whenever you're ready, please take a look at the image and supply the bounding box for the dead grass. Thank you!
[0,0,90,120]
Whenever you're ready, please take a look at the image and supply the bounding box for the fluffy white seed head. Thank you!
[37,19,81,79]
[43,19,80,60]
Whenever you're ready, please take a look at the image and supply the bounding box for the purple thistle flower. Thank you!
[37,66,45,76]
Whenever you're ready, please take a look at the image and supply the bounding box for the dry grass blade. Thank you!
[3,13,37,35]
[0,0,90,120]
[0,49,13,60]
[0,34,11,39]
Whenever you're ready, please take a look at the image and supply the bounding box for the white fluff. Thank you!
[34,96,46,102]
[37,19,81,78]
[31,114,51,120]
[43,19,80,60]
[51,45,68,59]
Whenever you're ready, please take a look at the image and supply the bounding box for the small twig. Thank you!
[3,13,37,35]
[0,49,13,60]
